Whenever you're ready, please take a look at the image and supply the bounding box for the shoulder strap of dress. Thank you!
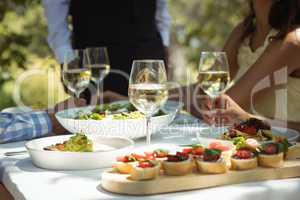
[295,28,300,45]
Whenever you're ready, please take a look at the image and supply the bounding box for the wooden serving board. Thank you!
[101,160,300,195]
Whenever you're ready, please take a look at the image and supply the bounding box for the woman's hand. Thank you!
[200,94,251,125]
[214,94,251,125]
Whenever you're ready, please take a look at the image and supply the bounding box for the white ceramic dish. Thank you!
[55,100,183,139]
[25,135,134,170]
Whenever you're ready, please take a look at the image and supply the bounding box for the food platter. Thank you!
[100,119,300,196]
[25,135,134,170]
[55,100,183,139]
[101,160,300,195]
[101,139,300,196]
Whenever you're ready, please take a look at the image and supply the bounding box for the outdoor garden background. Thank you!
[0,0,245,110]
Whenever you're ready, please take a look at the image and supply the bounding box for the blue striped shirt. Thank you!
[0,111,52,143]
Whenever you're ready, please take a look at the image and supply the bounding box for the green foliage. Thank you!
[0,0,64,110]
[168,0,245,83]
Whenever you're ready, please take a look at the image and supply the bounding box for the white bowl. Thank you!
[55,100,183,139]
[25,135,134,170]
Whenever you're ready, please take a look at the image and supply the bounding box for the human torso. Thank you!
[236,29,300,122]
[69,0,165,96]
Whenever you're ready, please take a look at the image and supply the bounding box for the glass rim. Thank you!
[132,59,164,63]
[201,51,226,54]
[84,46,108,50]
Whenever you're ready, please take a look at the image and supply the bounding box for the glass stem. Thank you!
[210,97,215,134]
[146,115,151,145]
[97,82,103,105]
[75,92,80,99]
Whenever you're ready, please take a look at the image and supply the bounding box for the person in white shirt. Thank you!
[42,0,172,100]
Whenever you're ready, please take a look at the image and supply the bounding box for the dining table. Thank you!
[1,114,300,200]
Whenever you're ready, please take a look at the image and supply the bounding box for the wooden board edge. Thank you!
[101,161,300,195]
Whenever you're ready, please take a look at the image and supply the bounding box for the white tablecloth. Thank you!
[1,116,300,200]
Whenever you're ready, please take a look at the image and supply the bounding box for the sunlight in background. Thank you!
[0,0,244,110]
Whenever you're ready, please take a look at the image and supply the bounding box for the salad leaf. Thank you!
[125,103,137,112]
[63,133,93,152]
[204,148,221,156]
[78,103,166,121]
[232,137,247,150]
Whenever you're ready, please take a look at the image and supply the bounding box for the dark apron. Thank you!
[69,0,166,99]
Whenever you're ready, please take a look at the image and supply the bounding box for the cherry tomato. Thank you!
[264,144,277,154]
[243,126,257,135]
[193,147,204,156]
[144,152,156,160]
[182,148,193,154]
[209,142,230,151]
[235,150,252,159]
[131,153,146,160]
[138,161,153,168]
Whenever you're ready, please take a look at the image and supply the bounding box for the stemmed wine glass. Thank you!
[63,49,91,99]
[84,47,110,104]
[198,51,230,129]
[128,60,168,145]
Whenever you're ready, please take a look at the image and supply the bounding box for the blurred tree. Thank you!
[0,0,66,110]
[168,0,245,83]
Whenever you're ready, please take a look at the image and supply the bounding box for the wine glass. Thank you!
[128,60,168,145]
[198,51,230,128]
[63,49,91,99]
[84,47,110,104]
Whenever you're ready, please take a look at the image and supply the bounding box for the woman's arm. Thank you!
[211,94,300,133]
[227,29,300,109]
[223,22,245,80]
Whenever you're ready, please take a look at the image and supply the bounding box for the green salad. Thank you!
[43,133,93,152]
[64,133,93,152]
[77,103,166,121]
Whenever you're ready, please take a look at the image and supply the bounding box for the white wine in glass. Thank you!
[128,60,168,145]
[85,47,110,104]
[198,52,230,127]
[90,64,110,84]
[198,71,230,98]
[63,50,91,98]
[129,83,168,116]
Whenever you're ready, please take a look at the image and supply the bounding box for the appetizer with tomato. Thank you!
[208,141,232,167]
[231,137,258,170]
[180,144,204,158]
[286,143,300,160]
[153,149,169,162]
[258,142,284,168]
[162,152,192,176]
[196,149,227,174]
[130,160,160,181]
[115,154,143,174]
[222,118,273,141]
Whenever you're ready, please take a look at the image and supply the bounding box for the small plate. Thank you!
[25,135,134,170]
[199,126,299,142]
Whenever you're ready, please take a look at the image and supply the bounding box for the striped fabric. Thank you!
[0,111,52,143]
